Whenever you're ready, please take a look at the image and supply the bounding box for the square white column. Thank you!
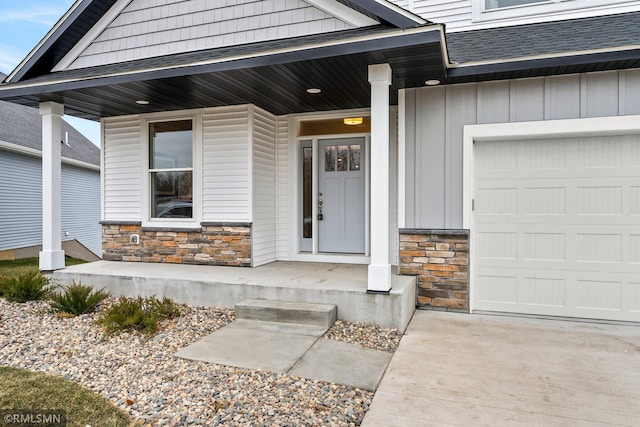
[367,64,392,293]
[39,101,65,271]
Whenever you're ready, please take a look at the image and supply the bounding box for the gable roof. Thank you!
[0,73,99,167]
[4,0,426,85]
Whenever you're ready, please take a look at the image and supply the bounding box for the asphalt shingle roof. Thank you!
[0,73,100,166]
[446,12,640,64]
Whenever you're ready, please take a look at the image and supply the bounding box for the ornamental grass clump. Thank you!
[0,271,53,303]
[49,282,111,316]
[96,295,181,335]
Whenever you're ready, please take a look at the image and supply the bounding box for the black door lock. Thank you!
[318,213,323,221]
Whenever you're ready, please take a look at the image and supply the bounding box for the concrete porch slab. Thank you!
[51,261,416,332]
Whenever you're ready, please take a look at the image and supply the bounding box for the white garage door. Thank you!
[473,134,640,322]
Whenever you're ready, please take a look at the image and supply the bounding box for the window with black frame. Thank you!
[149,120,193,219]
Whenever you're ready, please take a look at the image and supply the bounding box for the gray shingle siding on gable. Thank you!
[446,12,640,64]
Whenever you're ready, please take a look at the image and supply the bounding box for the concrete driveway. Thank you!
[363,311,640,426]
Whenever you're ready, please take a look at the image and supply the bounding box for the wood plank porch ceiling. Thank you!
[0,26,445,121]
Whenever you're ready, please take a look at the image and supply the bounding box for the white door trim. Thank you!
[463,114,640,313]
[287,109,372,264]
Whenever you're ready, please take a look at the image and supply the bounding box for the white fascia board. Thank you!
[53,0,134,72]
[2,25,443,91]
[0,140,100,171]
[448,44,640,68]
[306,0,379,27]
[5,0,85,82]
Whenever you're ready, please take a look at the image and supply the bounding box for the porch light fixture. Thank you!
[306,88,321,94]
[343,117,363,126]
[135,100,150,105]
[425,79,441,86]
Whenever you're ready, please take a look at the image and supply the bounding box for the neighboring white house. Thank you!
[0,73,101,262]
[0,0,639,323]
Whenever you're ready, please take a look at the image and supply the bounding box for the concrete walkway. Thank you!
[363,311,640,427]
[175,318,393,391]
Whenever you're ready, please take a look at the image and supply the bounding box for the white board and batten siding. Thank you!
[405,69,640,230]
[251,107,278,267]
[64,0,355,70]
[406,68,640,322]
[102,117,142,221]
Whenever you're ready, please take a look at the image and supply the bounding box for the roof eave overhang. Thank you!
[446,47,640,83]
[0,26,446,119]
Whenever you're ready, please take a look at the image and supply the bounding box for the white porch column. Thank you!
[367,63,392,293]
[39,101,65,271]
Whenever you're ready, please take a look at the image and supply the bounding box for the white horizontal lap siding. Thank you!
[103,118,142,221]
[0,150,42,251]
[276,116,290,260]
[68,0,354,70]
[388,0,471,30]
[61,165,101,256]
[405,69,640,230]
[202,106,251,222]
[252,107,277,267]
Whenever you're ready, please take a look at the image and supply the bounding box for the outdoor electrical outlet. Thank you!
[130,234,140,245]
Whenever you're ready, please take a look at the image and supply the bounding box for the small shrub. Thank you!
[1,271,53,303]
[49,282,111,316]
[96,295,181,335]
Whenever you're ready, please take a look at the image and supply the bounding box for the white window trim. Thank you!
[472,0,638,23]
[141,111,202,229]
[462,114,640,313]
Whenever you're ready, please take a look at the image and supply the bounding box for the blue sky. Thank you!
[0,0,101,146]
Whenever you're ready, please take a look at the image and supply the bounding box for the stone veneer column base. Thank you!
[399,229,469,311]
[101,221,252,267]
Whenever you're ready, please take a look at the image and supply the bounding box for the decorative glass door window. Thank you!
[149,120,193,219]
[325,144,361,172]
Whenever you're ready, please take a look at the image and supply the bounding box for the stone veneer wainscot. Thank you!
[101,221,252,267]
[399,229,469,311]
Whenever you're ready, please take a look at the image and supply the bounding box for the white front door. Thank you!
[318,137,366,253]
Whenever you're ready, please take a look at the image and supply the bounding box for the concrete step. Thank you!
[235,298,337,329]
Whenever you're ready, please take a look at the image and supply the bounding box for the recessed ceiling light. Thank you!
[425,80,441,86]
[136,100,150,105]
[306,88,321,94]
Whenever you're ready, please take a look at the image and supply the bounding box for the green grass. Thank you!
[0,366,139,427]
[0,257,87,279]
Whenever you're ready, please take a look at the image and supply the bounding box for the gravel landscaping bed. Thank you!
[0,298,400,426]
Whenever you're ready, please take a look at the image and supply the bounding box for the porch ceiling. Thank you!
[0,26,445,121]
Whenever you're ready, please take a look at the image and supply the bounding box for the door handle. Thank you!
[318,192,323,220]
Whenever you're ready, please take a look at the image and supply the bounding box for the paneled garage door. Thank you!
[473,134,640,322]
